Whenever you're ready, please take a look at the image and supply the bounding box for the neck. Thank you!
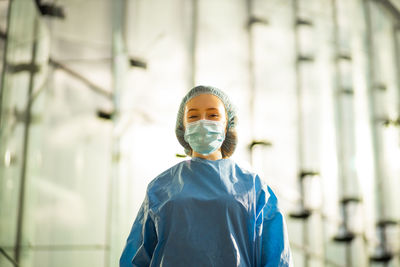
[192,149,223,160]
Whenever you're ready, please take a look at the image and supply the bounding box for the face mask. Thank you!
[184,119,226,156]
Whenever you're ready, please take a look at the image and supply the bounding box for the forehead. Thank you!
[185,94,225,111]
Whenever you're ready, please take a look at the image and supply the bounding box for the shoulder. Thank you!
[230,159,273,194]
[229,159,279,216]
[229,159,277,200]
[146,160,188,192]
[231,160,271,189]
[231,160,278,198]
[143,160,190,209]
[229,159,258,181]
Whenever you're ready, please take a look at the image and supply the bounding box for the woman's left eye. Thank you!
[209,114,219,118]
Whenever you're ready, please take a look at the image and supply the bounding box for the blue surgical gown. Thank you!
[120,157,292,267]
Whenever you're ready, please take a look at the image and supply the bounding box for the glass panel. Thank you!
[1,1,113,266]
[0,0,48,264]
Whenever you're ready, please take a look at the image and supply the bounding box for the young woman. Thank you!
[120,85,292,267]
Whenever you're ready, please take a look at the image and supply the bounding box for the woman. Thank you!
[120,85,292,267]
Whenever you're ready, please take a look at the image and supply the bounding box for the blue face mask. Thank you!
[184,119,226,156]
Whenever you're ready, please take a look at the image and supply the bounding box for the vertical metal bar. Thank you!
[0,9,13,264]
[393,25,400,130]
[331,0,346,201]
[293,0,304,216]
[363,0,385,228]
[363,1,393,266]
[292,0,309,266]
[106,0,127,266]
[293,0,304,173]
[393,23,400,267]
[14,11,39,265]
[346,242,352,267]
[246,0,255,151]
[189,0,198,88]
[0,0,13,128]
[331,1,355,265]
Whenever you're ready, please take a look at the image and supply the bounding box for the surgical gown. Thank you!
[120,157,292,267]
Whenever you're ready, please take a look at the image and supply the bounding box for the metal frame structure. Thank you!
[289,1,323,266]
[330,0,364,266]
[363,0,399,265]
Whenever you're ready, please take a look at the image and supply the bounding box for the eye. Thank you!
[188,115,198,119]
[209,114,219,118]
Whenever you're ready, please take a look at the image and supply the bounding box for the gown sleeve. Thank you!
[255,179,293,267]
[119,193,158,267]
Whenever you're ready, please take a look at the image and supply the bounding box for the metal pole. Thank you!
[393,24,400,267]
[393,25,400,142]
[363,1,394,266]
[105,0,128,266]
[292,0,309,265]
[14,11,39,265]
[330,0,363,265]
[245,0,270,166]
[0,0,13,131]
[293,0,304,173]
[363,0,385,228]
[331,0,345,205]
[189,0,198,88]
[48,58,112,99]
[246,0,255,146]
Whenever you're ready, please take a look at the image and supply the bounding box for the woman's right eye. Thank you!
[189,115,198,119]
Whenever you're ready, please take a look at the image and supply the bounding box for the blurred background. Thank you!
[0,0,399,266]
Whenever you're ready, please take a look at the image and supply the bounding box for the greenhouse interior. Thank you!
[0,0,399,266]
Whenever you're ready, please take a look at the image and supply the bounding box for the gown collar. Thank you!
[190,156,230,165]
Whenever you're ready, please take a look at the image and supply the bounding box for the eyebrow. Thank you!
[187,108,219,112]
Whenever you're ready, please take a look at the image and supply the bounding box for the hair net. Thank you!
[175,85,237,155]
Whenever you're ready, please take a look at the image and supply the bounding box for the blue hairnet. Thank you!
[175,85,237,156]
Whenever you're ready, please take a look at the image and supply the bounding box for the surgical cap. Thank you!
[175,85,237,155]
